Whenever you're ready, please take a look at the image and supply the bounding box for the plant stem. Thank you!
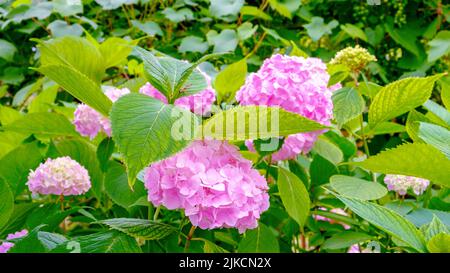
[153,206,161,221]
[359,115,376,182]
[184,225,196,252]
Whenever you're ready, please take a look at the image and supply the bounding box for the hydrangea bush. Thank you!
[0,1,449,254]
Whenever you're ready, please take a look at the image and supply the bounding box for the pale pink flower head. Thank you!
[384,174,430,196]
[314,207,350,229]
[73,87,130,139]
[143,140,269,233]
[347,244,361,253]
[236,54,339,161]
[139,70,216,115]
[0,230,28,253]
[27,156,91,196]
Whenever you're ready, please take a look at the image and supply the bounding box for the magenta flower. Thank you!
[384,174,430,196]
[27,156,91,196]
[139,70,216,115]
[236,54,339,161]
[73,87,130,139]
[0,230,28,253]
[143,140,269,233]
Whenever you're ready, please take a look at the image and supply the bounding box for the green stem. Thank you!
[359,115,376,182]
[184,225,197,252]
[153,206,161,221]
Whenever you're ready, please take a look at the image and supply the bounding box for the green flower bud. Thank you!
[330,45,377,73]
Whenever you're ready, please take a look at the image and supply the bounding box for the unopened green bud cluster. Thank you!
[330,45,377,73]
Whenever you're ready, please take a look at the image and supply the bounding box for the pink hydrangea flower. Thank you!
[139,70,216,115]
[384,174,430,196]
[236,54,340,161]
[73,87,130,139]
[0,230,28,253]
[314,207,350,229]
[347,244,361,253]
[143,140,269,233]
[27,156,91,196]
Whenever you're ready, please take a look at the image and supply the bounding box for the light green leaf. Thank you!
[209,0,244,19]
[110,93,198,187]
[361,122,405,136]
[240,6,272,21]
[99,218,176,240]
[332,87,365,128]
[368,74,444,127]
[303,17,338,42]
[201,239,229,253]
[278,168,310,228]
[322,231,373,250]
[238,224,279,253]
[47,20,83,37]
[99,37,135,68]
[330,175,387,201]
[341,24,368,42]
[423,100,450,127]
[422,215,449,241]
[0,179,14,232]
[268,0,292,19]
[427,30,450,62]
[53,0,83,16]
[0,39,17,62]
[215,59,247,103]
[427,233,450,253]
[179,36,209,54]
[237,22,258,41]
[334,194,427,252]
[2,112,78,137]
[312,138,343,164]
[406,110,431,142]
[162,7,193,23]
[418,122,450,159]
[131,20,163,37]
[354,143,450,188]
[28,85,58,113]
[208,29,238,53]
[198,106,328,141]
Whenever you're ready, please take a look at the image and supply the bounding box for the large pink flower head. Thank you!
[0,230,28,253]
[73,87,130,139]
[27,156,91,196]
[143,140,269,233]
[384,174,430,196]
[236,54,339,161]
[139,70,216,115]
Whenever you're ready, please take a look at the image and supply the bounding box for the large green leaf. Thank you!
[198,106,327,141]
[0,39,17,62]
[422,215,449,241]
[99,218,176,240]
[238,224,279,253]
[99,37,135,68]
[427,30,450,62]
[368,74,444,127]
[0,179,14,232]
[330,175,387,201]
[104,161,147,209]
[427,233,450,253]
[0,142,43,196]
[322,231,373,250]
[215,58,247,103]
[1,112,78,137]
[332,87,365,128]
[110,93,198,187]
[418,122,450,159]
[406,110,431,142]
[334,194,427,252]
[278,168,310,228]
[9,226,68,253]
[354,143,450,187]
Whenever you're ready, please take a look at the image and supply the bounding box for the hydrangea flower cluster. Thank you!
[384,174,430,196]
[329,45,377,73]
[27,156,91,196]
[0,230,28,253]
[236,54,339,161]
[139,70,216,115]
[73,87,130,139]
[143,140,269,233]
[314,207,350,229]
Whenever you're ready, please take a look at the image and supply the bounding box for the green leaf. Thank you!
[53,0,83,16]
[0,39,17,62]
[358,81,382,99]
[330,175,387,201]
[48,20,83,38]
[0,142,43,196]
[99,37,135,68]
[36,65,112,116]
[207,29,238,53]
[332,87,365,128]
[418,122,450,159]
[238,224,279,253]
[99,218,176,240]
[240,6,272,21]
[422,215,449,241]
[368,74,444,127]
[303,17,338,42]
[28,85,58,113]
[53,230,142,253]
[0,179,14,232]
[97,137,115,172]
[237,22,258,41]
[312,138,343,164]
[131,20,163,37]
[49,139,104,199]
[423,100,450,127]
[198,106,328,141]
[406,110,431,142]
[354,143,450,187]
[268,0,292,19]
[162,7,193,23]
[327,64,349,87]
[361,122,405,136]
[333,194,427,252]
[385,22,421,57]
[310,154,338,186]
[215,59,247,103]
[9,226,68,253]
[278,168,310,228]
[322,231,373,250]
[201,239,229,253]
[104,161,147,209]
[427,233,450,253]
[341,24,368,42]
[2,112,78,137]
[111,93,198,187]
[25,204,80,232]
[179,36,209,54]
[427,30,450,62]
[209,0,244,19]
